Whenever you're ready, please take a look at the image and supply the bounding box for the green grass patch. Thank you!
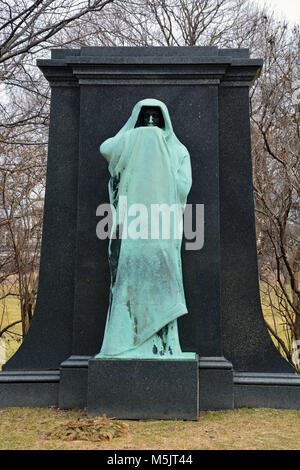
[0,294,22,366]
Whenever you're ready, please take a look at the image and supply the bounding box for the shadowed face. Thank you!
[136,106,164,128]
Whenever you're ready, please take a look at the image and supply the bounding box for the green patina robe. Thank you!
[96,99,192,359]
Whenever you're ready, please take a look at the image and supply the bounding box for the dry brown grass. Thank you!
[0,406,299,450]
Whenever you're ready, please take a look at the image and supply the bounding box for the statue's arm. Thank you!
[100,134,125,175]
[176,152,192,208]
[99,137,115,163]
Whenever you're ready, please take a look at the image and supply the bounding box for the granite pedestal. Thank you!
[87,357,199,420]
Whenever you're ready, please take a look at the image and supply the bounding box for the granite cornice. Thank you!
[37,49,262,88]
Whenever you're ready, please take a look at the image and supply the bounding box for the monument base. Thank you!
[199,357,234,410]
[87,355,199,420]
[59,356,91,409]
[234,372,300,409]
[0,370,59,407]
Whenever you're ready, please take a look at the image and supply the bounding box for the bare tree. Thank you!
[0,0,114,74]
[52,0,250,48]
[0,0,118,353]
[1,0,299,371]
[251,22,300,370]
[0,98,45,339]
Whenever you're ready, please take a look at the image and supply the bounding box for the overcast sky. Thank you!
[254,0,300,25]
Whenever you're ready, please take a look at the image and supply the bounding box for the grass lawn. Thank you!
[0,294,22,366]
[0,407,299,450]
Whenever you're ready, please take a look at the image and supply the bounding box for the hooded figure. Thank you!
[96,98,192,359]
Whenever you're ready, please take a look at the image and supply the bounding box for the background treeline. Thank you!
[0,0,299,369]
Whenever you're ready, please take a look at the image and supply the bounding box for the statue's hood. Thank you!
[115,98,175,143]
[100,98,189,176]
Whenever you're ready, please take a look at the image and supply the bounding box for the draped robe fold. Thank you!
[96,99,192,358]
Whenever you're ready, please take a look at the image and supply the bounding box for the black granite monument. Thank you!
[0,47,299,416]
